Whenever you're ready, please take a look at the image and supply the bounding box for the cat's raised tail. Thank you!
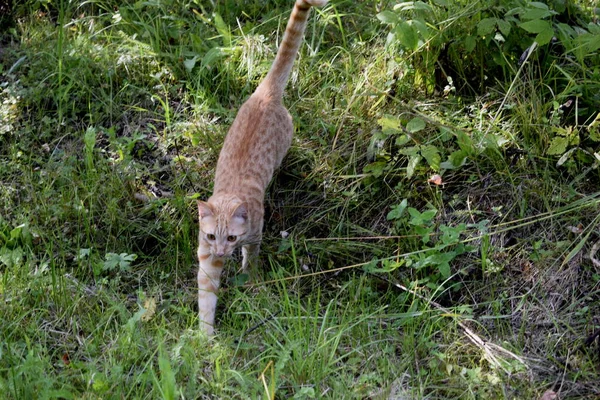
[257,0,328,98]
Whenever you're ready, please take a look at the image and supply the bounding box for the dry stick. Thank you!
[371,273,529,373]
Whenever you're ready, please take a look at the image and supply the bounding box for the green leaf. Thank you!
[363,259,405,273]
[408,208,437,226]
[231,273,250,286]
[406,154,421,179]
[126,307,146,331]
[364,161,387,178]
[529,2,550,8]
[420,209,438,222]
[464,35,476,52]
[439,223,466,245]
[477,18,497,37]
[75,248,91,261]
[387,199,408,220]
[103,252,137,272]
[0,247,23,268]
[412,19,431,40]
[213,12,231,47]
[421,145,441,170]
[158,348,177,400]
[456,130,474,154]
[413,1,432,11]
[406,117,426,133]
[377,10,398,25]
[201,47,225,68]
[293,387,316,399]
[394,21,419,50]
[437,259,451,278]
[521,8,555,20]
[395,134,411,146]
[399,145,419,156]
[183,56,198,73]
[589,22,600,35]
[519,19,552,34]
[497,19,511,36]
[10,224,32,246]
[440,149,468,170]
[577,33,600,53]
[546,136,569,155]
[535,27,554,46]
[378,115,401,134]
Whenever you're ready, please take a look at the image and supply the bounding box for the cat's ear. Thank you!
[197,201,213,218]
[232,202,248,222]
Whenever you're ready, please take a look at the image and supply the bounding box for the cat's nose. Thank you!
[216,251,225,257]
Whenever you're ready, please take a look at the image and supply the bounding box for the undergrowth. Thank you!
[1,0,599,398]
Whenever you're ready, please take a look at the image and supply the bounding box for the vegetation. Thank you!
[1,0,599,398]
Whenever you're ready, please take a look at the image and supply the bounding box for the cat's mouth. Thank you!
[212,249,233,258]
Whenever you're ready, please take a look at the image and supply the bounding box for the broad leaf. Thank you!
[406,154,421,179]
[535,27,555,46]
[213,12,231,47]
[519,19,551,34]
[421,144,441,170]
[547,136,569,155]
[497,19,511,36]
[364,161,388,178]
[183,56,198,73]
[406,117,426,133]
[377,11,398,25]
[395,21,419,50]
[521,8,556,20]
[464,35,476,52]
[378,115,401,134]
[477,18,497,37]
[456,130,474,154]
[440,149,468,170]
[387,199,408,220]
[396,134,411,146]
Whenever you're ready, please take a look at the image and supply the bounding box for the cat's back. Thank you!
[214,93,293,192]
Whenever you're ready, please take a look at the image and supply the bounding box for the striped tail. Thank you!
[257,0,328,98]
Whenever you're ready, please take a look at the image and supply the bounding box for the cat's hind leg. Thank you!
[241,241,260,273]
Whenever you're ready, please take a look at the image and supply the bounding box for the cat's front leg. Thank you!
[197,249,224,336]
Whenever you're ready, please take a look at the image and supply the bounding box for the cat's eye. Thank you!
[206,234,216,241]
[227,235,237,242]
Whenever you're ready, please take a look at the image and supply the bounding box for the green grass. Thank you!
[1,0,600,398]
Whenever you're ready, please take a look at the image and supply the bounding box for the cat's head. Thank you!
[197,196,248,258]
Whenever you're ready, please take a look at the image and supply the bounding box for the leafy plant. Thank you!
[378,0,600,161]
[383,200,473,286]
[103,252,137,273]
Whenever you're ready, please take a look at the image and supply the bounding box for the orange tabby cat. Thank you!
[197,0,328,335]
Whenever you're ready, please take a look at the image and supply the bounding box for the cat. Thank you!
[196,0,328,335]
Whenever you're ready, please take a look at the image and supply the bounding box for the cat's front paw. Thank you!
[200,320,215,336]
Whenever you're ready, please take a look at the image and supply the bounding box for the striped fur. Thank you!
[197,0,327,335]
